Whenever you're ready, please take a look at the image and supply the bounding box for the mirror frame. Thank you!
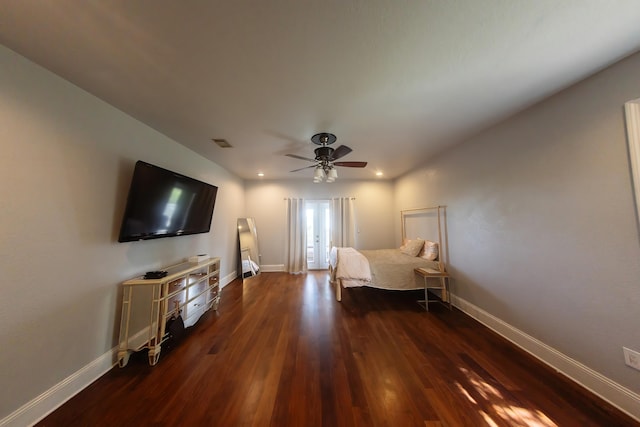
[625,99,640,230]
[238,217,261,279]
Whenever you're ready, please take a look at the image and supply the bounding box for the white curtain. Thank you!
[284,198,307,273]
[330,197,356,248]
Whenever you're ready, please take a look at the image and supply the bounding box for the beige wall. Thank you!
[395,52,640,394]
[0,46,245,420]
[244,180,395,267]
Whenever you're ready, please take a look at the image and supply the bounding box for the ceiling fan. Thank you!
[286,133,367,182]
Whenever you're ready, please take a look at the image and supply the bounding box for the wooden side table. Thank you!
[414,267,452,311]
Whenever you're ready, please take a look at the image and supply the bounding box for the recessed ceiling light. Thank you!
[257,172,264,177]
[376,171,383,177]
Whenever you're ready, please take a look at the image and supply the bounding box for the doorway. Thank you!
[306,200,330,269]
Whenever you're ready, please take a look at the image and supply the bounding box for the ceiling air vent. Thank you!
[212,138,232,148]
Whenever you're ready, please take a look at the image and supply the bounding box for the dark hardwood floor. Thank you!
[38,272,638,426]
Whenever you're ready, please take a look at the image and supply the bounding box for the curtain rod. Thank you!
[283,197,356,200]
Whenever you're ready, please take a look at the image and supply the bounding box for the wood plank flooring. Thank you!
[38,272,638,426]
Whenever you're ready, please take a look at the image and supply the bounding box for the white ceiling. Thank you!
[1,1,640,181]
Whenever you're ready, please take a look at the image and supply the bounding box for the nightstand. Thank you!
[414,267,452,311]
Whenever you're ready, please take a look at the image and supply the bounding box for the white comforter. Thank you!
[329,247,371,282]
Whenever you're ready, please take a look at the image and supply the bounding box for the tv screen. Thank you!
[118,161,218,242]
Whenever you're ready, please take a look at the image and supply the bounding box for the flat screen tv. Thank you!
[118,161,218,242]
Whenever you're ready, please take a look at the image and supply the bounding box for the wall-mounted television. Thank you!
[118,161,218,242]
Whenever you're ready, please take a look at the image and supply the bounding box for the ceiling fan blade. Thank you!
[285,153,316,162]
[330,145,352,161]
[334,161,367,168]
[290,165,317,172]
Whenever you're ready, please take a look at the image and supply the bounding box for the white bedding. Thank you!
[330,246,441,291]
[329,247,371,282]
[242,259,260,276]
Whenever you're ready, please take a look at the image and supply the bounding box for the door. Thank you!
[306,200,330,270]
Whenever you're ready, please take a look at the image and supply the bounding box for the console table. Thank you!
[117,257,221,367]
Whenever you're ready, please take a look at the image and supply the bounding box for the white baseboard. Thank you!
[260,264,284,272]
[0,347,118,427]
[2,271,240,427]
[221,270,237,288]
[451,294,640,422]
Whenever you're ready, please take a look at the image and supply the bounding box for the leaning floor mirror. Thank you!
[238,217,261,279]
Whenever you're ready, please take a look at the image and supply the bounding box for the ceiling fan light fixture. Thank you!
[287,133,366,181]
[314,167,325,180]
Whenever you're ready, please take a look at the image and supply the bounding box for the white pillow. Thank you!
[419,240,439,261]
[399,239,425,257]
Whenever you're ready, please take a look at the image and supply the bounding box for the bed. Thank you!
[329,206,447,302]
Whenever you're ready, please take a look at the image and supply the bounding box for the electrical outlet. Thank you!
[623,347,640,371]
